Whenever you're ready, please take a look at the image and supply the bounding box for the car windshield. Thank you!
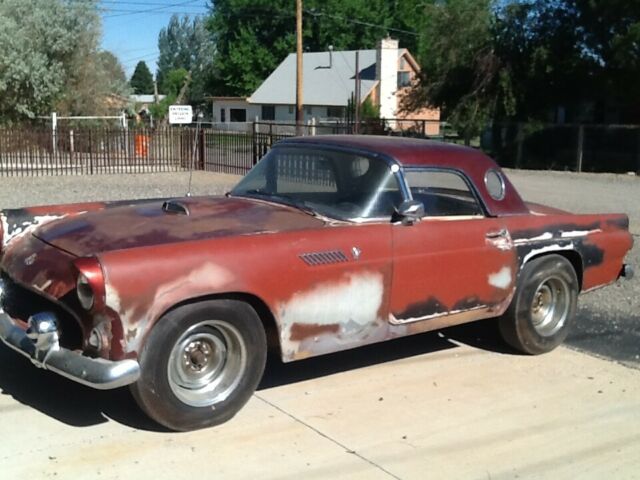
[230,146,403,221]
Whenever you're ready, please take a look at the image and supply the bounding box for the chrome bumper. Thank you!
[0,311,140,390]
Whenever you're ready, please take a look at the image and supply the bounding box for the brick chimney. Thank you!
[376,37,399,120]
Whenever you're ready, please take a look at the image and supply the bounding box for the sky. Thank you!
[100,0,210,77]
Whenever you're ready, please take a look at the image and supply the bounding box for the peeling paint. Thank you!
[513,232,554,245]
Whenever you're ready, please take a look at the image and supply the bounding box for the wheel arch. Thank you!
[155,292,282,358]
[522,249,584,291]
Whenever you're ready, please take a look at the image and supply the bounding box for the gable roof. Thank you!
[249,49,409,107]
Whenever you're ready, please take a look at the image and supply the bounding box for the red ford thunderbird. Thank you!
[0,136,633,430]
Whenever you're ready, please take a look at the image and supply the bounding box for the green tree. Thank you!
[401,0,505,142]
[149,68,190,120]
[157,15,214,104]
[130,61,155,94]
[208,0,414,96]
[0,0,105,122]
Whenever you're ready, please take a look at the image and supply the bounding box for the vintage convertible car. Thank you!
[0,136,634,430]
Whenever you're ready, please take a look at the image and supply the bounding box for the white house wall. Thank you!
[211,100,260,123]
[212,101,342,124]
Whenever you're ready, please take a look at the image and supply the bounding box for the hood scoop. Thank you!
[162,200,190,216]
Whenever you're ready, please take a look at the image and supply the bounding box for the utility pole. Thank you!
[296,0,303,135]
[354,50,360,134]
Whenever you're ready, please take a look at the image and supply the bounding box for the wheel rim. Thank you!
[530,275,570,337]
[167,320,247,407]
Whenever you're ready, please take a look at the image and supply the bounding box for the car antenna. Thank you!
[186,112,204,197]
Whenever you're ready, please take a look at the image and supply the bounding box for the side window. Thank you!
[405,170,482,217]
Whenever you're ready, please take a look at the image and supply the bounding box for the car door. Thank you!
[389,168,517,325]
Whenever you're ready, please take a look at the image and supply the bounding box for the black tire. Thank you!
[499,254,579,355]
[130,299,267,431]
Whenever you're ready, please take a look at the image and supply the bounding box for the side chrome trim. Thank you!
[0,311,140,390]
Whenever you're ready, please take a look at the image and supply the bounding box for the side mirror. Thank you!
[396,200,424,225]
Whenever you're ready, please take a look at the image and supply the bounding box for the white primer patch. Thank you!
[560,229,601,238]
[522,243,575,265]
[279,272,383,327]
[279,272,384,356]
[488,266,512,289]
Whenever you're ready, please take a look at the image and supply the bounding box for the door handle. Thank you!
[486,229,508,239]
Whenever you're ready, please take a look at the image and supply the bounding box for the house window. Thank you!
[261,105,275,121]
[230,108,247,122]
[326,106,345,118]
[397,71,411,87]
[220,108,226,123]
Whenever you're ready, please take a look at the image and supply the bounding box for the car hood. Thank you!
[33,196,324,257]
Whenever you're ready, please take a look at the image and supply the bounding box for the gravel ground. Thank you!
[0,171,240,209]
[0,168,638,366]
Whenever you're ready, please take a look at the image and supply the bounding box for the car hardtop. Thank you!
[277,135,530,216]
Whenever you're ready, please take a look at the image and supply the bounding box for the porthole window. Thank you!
[485,169,505,201]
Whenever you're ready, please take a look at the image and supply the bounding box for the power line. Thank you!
[305,8,419,37]
[100,0,207,5]
[102,0,204,18]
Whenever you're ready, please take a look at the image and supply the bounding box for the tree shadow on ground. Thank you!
[0,321,514,432]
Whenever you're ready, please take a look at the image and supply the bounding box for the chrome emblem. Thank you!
[24,253,37,266]
[351,246,361,260]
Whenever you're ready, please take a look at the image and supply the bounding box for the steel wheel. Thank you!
[530,276,570,337]
[167,320,248,407]
[498,254,579,355]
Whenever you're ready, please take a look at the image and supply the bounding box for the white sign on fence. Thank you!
[169,105,193,124]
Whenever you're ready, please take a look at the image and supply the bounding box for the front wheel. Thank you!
[131,299,267,431]
[499,254,579,355]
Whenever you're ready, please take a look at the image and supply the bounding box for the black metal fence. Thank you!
[0,127,191,176]
[1,121,639,176]
[486,123,640,173]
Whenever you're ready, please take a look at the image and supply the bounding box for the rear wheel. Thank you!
[131,299,267,431]
[499,254,579,355]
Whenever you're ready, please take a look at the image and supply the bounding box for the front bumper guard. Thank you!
[0,311,140,390]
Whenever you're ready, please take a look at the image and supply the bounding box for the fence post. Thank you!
[198,128,205,170]
[51,112,57,154]
[636,126,640,174]
[310,117,316,136]
[252,122,259,165]
[515,123,524,169]
[576,124,584,172]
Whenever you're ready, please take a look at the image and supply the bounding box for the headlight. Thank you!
[74,257,105,312]
[77,272,95,310]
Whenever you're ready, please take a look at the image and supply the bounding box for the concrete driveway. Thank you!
[1,330,638,479]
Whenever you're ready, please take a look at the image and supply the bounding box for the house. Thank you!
[210,38,440,135]
[130,94,166,114]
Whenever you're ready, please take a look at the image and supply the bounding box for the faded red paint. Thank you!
[0,137,633,365]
